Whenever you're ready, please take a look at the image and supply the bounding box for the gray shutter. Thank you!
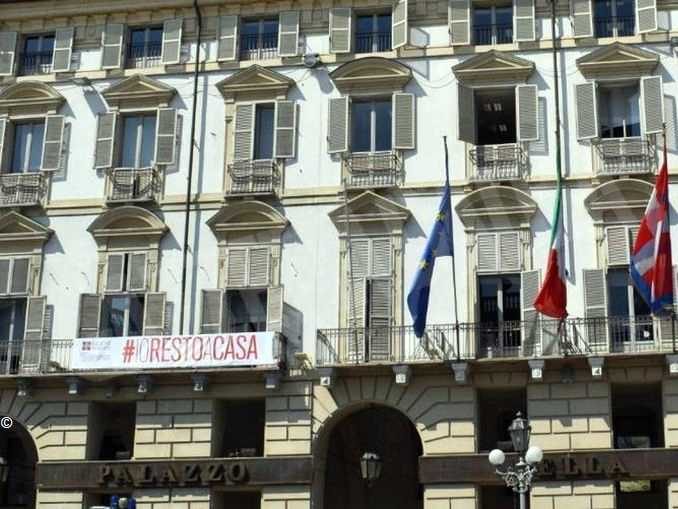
[217,15,239,62]
[516,85,538,142]
[0,31,17,76]
[248,247,270,287]
[572,0,594,38]
[200,289,224,334]
[575,82,598,140]
[41,115,65,171]
[155,108,177,165]
[458,84,475,143]
[606,226,630,266]
[234,103,255,161]
[392,0,408,49]
[101,23,124,70]
[664,95,676,152]
[583,269,608,349]
[0,118,6,172]
[641,76,663,135]
[274,100,296,159]
[278,11,299,57]
[0,259,8,294]
[370,238,392,276]
[521,270,541,356]
[328,97,350,154]
[78,294,102,338]
[24,296,46,342]
[347,278,366,361]
[449,0,471,45]
[94,112,117,169]
[57,122,71,177]
[329,8,352,54]
[368,278,392,361]
[127,252,147,292]
[636,0,657,33]
[499,232,521,272]
[267,286,284,333]
[226,248,247,287]
[514,0,536,41]
[10,258,29,295]
[393,93,415,150]
[105,253,125,292]
[350,239,370,278]
[143,292,166,336]
[52,28,74,72]
[161,19,183,65]
[477,233,498,273]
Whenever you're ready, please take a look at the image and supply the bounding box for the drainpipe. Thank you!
[179,0,202,334]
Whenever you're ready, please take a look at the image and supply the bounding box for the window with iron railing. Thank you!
[473,6,513,45]
[126,27,163,68]
[594,0,635,37]
[240,19,279,61]
[355,13,392,53]
[19,34,54,75]
[121,114,157,168]
[0,298,26,375]
[11,121,45,173]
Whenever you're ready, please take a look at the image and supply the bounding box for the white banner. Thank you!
[71,332,277,370]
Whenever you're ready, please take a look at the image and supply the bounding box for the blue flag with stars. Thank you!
[407,184,454,338]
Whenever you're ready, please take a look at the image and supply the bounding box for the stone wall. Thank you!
[531,481,615,509]
[423,484,477,509]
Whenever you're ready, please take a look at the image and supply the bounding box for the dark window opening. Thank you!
[85,493,134,508]
[87,402,136,461]
[100,294,145,338]
[120,114,157,168]
[478,388,526,452]
[0,425,37,509]
[240,19,279,60]
[480,485,527,509]
[11,121,45,173]
[212,491,261,509]
[612,384,663,449]
[351,99,392,153]
[478,274,521,356]
[126,26,163,68]
[616,479,667,509]
[598,84,640,138]
[225,289,268,333]
[473,5,513,45]
[594,0,635,37]
[0,298,26,375]
[607,268,653,345]
[254,104,275,160]
[355,13,392,53]
[20,34,54,75]
[215,400,265,457]
[475,88,517,145]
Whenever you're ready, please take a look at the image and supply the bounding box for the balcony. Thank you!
[355,31,391,53]
[239,33,278,61]
[106,167,160,204]
[227,159,280,196]
[18,51,53,76]
[344,151,401,189]
[0,173,45,208]
[594,16,635,38]
[593,137,655,176]
[469,144,526,182]
[473,24,513,45]
[125,42,162,69]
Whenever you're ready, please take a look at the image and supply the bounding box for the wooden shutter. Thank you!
[218,15,239,62]
[200,289,224,334]
[267,286,284,333]
[368,278,392,360]
[274,100,296,159]
[94,112,117,169]
[0,118,7,172]
[393,93,415,150]
[499,232,521,272]
[78,294,102,338]
[477,233,498,273]
[392,0,408,49]
[347,278,366,361]
[328,97,349,154]
[330,8,352,54]
[350,239,370,278]
[248,247,270,287]
[101,23,124,69]
[521,270,541,356]
[23,295,46,342]
[575,82,598,140]
[226,248,247,287]
[161,19,183,65]
[572,0,593,38]
[0,259,9,294]
[52,28,74,72]
[127,252,147,292]
[10,258,29,295]
[448,0,471,45]
[583,269,608,348]
[105,253,125,292]
[57,122,71,177]
[278,11,299,57]
[143,292,166,335]
[514,0,535,41]
[458,84,475,143]
[41,115,65,171]
[641,76,663,135]
[516,85,538,142]
[636,0,657,33]
[370,238,392,277]
[155,108,177,165]
[234,104,255,161]
[606,226,630,266]
[0,31,17,76]
[664,95,676,152]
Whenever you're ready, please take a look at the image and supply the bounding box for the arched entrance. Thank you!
[0,421,37,509]
[322,405,423,509]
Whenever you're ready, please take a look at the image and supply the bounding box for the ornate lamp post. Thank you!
[488,412,543,509]
[360,451,383,487]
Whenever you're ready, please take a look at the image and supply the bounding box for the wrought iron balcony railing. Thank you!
[473,23,513,45]
[126,42,162,68]
[593,137,655,176]
[18,51,53,75]
[344,151,402,189]
[227,159,280,196]
[594,16,635,37]
[355,31,392,53]
[469,143,526,182]
[106,167,160,203]
[239,33,279,61]
[0,172,45,208]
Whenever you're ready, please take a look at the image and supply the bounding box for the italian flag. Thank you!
[534,181,568,319]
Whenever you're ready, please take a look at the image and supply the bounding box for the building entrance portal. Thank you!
[0,420,37,509]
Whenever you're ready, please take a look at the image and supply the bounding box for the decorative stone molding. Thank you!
[584,179,652,223]
[667,355,678,376]
[588,357,605,378]
[265,373,282,391]
[329,56,412,94]
[392,364,412,385]
[0,81,65,115]
[451,362,468,384]
[101,74,176,109]
[528,359,545,381]
[452,50,535,85]
[317,367,336,388]
[455,185,538,230]
[328,190,410,235]
[576,42,659,79]
[216,65,295,103]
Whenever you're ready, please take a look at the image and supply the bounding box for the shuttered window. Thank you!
[329,8,352,54]
[449,0,471,45]
[605,225,636,267]
[0,257,30,295]
[217,15,239,62]
[0,31,18,76]
[52,28,74,73]
[514,0,536,41]
[161,19,183,65]
[225,246,271,288]
[278,11,300,57]
[572,0,594,38]
[392,0,409,49]
[105,252,148,293]
[200,286,284,335]
[101,23,125,70]
[477,232,522,274]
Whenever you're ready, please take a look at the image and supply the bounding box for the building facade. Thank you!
[0,0,678,507]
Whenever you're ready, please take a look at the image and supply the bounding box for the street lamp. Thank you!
[488,412,543,509]
[360,451,383,487]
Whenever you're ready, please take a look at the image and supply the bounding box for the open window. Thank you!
[87,402,136,460]
[216,12,299,62]
[100,20,182,70]
[213,399,265,457]
[329,2,408,54]
[573,0,656,37]
[0,29,73,76]
[450,0,535,45]
[477,388,526,452]
[480,486,526,509]
[472,3,513,45]
[212,492,261,509]
[240,18,279,60]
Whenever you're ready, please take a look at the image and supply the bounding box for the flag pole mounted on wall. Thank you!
[444,136,462,360]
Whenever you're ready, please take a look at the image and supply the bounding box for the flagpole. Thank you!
[443,136,461,361]
[663,122,677,353]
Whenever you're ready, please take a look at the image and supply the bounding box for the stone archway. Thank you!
[0,420,38,508]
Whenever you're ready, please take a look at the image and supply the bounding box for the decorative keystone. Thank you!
[16,378,31,398]
[66,377,83,396]
[588,357,605,378]
[451,362,468,384]
[666,355,678,376]
[528,359,545,381]
[136,374,152,394]
[265,373,281,391]
[392,365,411,386]
[318,367,336,388]
[192,374,208,392]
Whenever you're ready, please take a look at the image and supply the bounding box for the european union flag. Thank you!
[407,184,454,338]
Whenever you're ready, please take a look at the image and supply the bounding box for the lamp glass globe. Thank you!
[488,449,506,466]
[525,445,544,465]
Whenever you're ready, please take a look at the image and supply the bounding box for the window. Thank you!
[607,268,652,345]
[87,402,135,460]
[477,388,526,452]
[240,19,279,60]
[0,298,26,374]
[475,88,517,145]
[212,492,261,509]
[254,103,275,160]
[478,275,522,354]
[126,26,163,68]
[225,289,268,332]
[19,34,54,75]
[121,114,157,168]
[594,0,635,37]
[351,99,392,153]
[11,121,45,173]
[480,485,526,509]
[598,84,640,138]
[355,13,392,53]
[100,294,145,337]
[616,480,667,509]
[473,5,513,45]
[215,399,265,457]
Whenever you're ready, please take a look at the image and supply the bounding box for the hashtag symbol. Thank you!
[122,339,135,363]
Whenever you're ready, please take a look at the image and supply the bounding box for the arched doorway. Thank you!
[323,405,423,509]
[0,421,37,509]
